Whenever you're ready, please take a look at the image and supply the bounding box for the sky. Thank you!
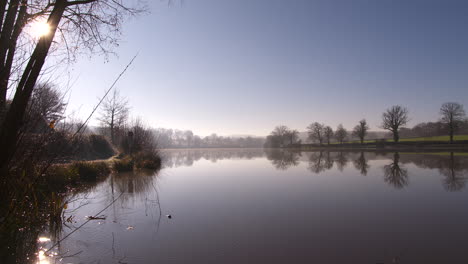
[62,0,468,137]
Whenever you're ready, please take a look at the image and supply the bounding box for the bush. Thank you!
[44,164,80,190]
[88,134,115,158]
[71,161,111,181]
[113,158,134,172]
[133,150,162,170]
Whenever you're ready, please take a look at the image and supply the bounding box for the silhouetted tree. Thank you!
[307,122,324,145]
[264,134,281,148]
[440,102,466,143]
[98,89,129,144]
[0,0,142,169]
[334,124,348,144]
[272,125,289,146]
[383,152,408,189]
[324,126,333,145]
[285,129,299,145]
[352,119,369,144]
[381,105,409,143]
[28,82,66,122]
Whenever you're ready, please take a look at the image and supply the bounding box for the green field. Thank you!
[399,152,468,156]
[340,135,468,144]
[387,135,468,142]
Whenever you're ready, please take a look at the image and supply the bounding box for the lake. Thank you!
[36,149,468,264]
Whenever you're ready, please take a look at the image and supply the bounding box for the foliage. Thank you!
[71,161,111,181]
[113,157,134,172]
[154,128,265,148]
[133,150,162,170]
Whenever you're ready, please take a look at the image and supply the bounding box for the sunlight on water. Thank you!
[37,250,49,264]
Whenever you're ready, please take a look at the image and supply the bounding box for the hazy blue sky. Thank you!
[64,0,468,136]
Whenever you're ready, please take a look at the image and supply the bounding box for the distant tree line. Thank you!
[265,102,467,147]
[153,129,265,149]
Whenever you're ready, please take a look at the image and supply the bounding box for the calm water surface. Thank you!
[38,149,468,264]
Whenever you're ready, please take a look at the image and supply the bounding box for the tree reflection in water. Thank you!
[168,149,468,194]
[162,149,265,168]
[335,152,348,172]
[265,149,301,170]
[353,152,369,176]
[307,151,327,174]
[383,152,409,189]
[440,152,467,192]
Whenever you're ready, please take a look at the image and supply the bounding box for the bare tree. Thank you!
[98,89,129,144]
[335,124,347,144]
[285,129,299,145]
[307,122,324,145]
[0,0,143,169]
[440,102,465,143]
[271,125,289,146]
[323,126,333,145]
[381,105,409,143]
[29,82,66,122]
[352,119,369,144]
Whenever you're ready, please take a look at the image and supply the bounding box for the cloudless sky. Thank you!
[63,0,468,137]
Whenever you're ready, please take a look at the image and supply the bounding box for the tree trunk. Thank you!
[0,0,20,109]
[0,0,67,169]
[393,130,399,143]
[110,112,115,144]
[0,0,27,115]
[449,124,454,144]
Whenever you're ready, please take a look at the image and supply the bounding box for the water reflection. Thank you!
[162,148,265,168]
[114,169,157,195]
[440,152,468,192]
[383,153,409,189]
[335,152,349,171]
[307,151,328,173]
[6,149,468,263]
[353,152,369,176]
[265,149,301,170]
[162,149,468,192]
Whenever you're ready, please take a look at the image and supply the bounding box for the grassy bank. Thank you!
[339,134,468,144]
[294,134,468,152]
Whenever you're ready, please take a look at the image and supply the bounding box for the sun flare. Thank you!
[30,20,51,38]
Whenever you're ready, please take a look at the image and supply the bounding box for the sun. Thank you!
[29,20,51,38]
